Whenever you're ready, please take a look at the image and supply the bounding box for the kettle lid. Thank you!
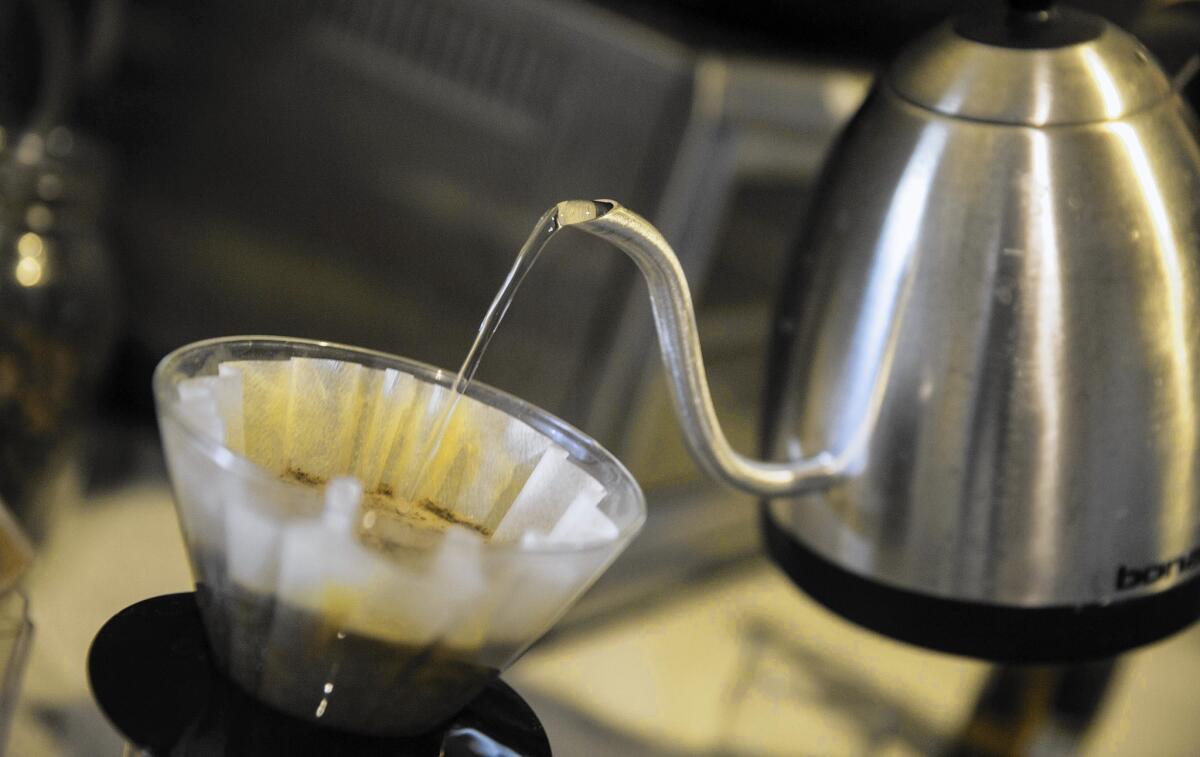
[888,1,1172,126]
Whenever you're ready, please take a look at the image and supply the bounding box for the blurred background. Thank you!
[0,0,1198,754]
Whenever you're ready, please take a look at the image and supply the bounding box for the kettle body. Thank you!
[762,9,1200,660]
[554,3,1200,663]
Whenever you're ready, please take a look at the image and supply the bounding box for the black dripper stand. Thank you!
[87,593,552,756]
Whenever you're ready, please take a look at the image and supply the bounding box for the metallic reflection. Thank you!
[1113,122,1197,555]
[1029,57,1053,125]
[1026,132,1065,593]
[1080,48,1125,120]
[835,125,949,470]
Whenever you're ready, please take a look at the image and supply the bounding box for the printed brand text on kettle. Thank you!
[1116,548,1200,591]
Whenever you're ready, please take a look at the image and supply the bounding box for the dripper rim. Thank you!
[152,335,647,555]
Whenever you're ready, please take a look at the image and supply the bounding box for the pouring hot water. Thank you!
[427,198,836,502]
[155,197,778,735]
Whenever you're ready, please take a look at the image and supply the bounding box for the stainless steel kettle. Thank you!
[557,0,1200,662]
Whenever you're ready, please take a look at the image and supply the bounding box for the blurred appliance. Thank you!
[81,0,867,488]
[754,0,1200,661]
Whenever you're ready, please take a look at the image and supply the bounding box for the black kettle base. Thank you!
[761,505,1200,663]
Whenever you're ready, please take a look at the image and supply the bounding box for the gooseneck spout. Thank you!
[555,200,840,497]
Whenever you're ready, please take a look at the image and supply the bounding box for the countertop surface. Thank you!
[8,463,1200,756]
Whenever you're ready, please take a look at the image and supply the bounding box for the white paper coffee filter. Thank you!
[219,360,290,472]
[376,379,448,496]
[272,478,489,647]
[168,371,324,594]
[403,397,554,529]
[161,418,227,569]
[223,490,286,594]
[184,369,245,452]
[168,355,623,654]
[285,358,366,482]
[476,547,610,644]
[548,492,620,543]
[175,379,225,444]
[175,357,615,544]
[492,447,607,542]
[214,365,246,453]
[349,368,417,490]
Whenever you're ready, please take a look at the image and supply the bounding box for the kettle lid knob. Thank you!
[1008,0,1054,12]
[956,0,1103,49]
[888,2,1172,125]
